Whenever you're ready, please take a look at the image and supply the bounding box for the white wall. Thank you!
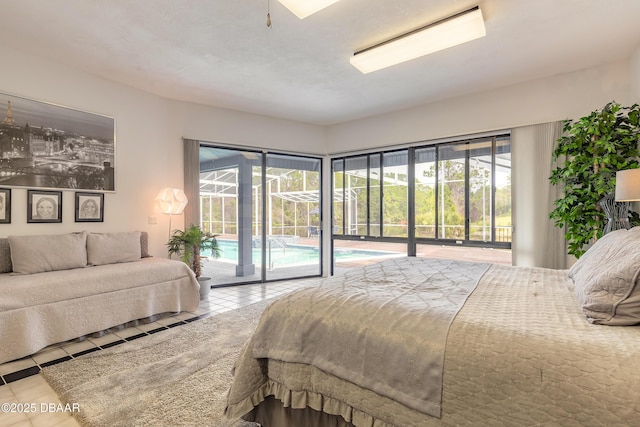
[0,45,325,256]
[631,46,640,101]
[327,59,636,153]
[3,42,639,260]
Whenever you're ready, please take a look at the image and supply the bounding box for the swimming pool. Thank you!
[211,239,399,267]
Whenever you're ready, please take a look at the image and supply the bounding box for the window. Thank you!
[331,134,511,264]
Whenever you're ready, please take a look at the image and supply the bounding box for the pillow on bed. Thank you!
[569,227,640,325]
[8,232,88,274]
[87,231,141,266]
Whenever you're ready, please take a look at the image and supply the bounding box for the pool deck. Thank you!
[203,235,511,286]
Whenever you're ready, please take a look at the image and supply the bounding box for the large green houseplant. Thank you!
[549,102,640,258]
[167,224,220,298]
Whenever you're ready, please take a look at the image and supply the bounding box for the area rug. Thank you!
[41,300,271,427]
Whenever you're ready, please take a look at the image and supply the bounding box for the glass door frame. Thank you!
[199,143,324,285]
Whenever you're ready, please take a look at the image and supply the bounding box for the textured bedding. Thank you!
[0,257,200,364]
[247,258,489,418]
[225,258,640,426]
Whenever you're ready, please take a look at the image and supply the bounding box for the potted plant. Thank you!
[167,223,220,299]
[549,101,640,258]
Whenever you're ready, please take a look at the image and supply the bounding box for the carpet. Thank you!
[41,301,270,427]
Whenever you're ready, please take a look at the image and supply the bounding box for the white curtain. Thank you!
[511,122,568,269]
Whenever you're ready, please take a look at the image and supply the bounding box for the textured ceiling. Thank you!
[2,0,640,125]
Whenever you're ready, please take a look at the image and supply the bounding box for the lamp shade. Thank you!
[155,188,188,215]
[615,169,640,201]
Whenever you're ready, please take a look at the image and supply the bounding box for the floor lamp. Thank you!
[155,188,188,239]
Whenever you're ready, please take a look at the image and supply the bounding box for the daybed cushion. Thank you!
[0,257,199,364]
[87,231,141,266]
[8,231,88,275]
[569,227,640,325]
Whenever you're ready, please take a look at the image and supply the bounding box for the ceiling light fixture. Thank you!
[350,6,486,74]
[278,0,340,19]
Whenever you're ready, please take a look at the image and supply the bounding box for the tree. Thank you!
[549,102,640,258]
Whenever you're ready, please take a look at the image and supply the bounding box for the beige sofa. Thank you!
[0,231,200,365]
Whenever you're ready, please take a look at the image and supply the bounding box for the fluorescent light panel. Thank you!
[278,0,340,19]
[351,6,486,74]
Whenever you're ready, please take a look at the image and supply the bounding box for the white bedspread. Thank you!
[226,258,640,426]
[249,258,489,417]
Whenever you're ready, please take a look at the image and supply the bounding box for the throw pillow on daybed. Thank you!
[569,227,640,326]
[0,238,12,273]
[8,231,88,274]
[87,231,141,266]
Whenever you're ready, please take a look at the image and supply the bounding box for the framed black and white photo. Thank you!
[75,192,104,222]
[0,92,115,191]
[0,188,10,224]
[27,190,62,223]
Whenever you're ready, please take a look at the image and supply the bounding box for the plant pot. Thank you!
[198,276,212,300]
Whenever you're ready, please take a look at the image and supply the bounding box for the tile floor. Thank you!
[0,280,309,427]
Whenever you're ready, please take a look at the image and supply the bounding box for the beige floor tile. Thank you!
[60,340,96,356]
[172,311,199,321]
[135,321,166,333]
[87,334,122,347]
[0,358,37,376]
[32,349,68,365]
[193,306,211,315]
[0,385,16,402]
[155,316,184,326]
[50,417,82,427]
[9,375,51,402]
[30,409,77,427]
[0,408,30,426]
[114,326,145,339]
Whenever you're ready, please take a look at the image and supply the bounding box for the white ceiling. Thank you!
[3,0,640,126]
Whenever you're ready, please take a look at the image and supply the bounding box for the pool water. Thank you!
[210,239,398,267]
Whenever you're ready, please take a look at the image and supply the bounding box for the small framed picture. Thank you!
[0,188,10,224]
[75,192,104,222]
[28,190,62,223]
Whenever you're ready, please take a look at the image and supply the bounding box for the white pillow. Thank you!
[569,227,640,325]
[8,232,88,274]
[87,231,141,266]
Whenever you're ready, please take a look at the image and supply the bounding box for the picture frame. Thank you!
[0,92,116,191]
[27,190,62,223]
[0,188,11,224]
[75,192,104,222]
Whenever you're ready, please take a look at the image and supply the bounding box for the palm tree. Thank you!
[167,224,220,278]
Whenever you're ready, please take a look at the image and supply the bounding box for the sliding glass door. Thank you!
[331,134,512,270]
[264,153,321,280]
[199,145,322,285]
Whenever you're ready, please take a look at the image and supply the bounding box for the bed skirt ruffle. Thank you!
[227,378,397,427]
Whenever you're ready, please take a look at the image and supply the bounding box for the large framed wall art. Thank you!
[0,92,115,191]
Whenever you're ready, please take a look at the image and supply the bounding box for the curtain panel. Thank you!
[511,122,568,269]
[183,138,201,229]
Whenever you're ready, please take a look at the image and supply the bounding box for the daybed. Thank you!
[225,227,640,426]
[0,230,200,365]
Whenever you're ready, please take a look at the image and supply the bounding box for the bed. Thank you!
[224,228,640,426]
